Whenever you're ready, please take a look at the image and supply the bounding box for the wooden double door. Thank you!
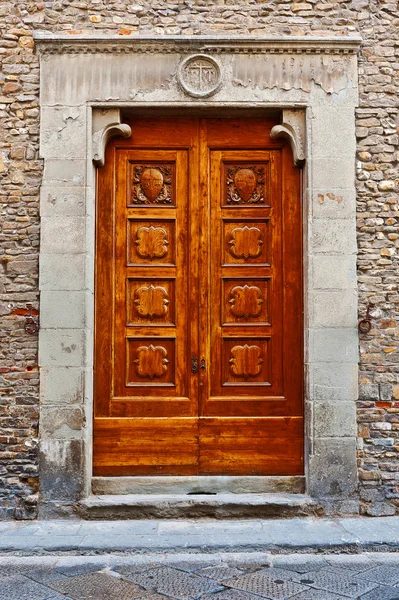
[94,117,303,476]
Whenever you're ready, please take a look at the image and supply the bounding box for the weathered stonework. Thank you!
[0,1,397,519]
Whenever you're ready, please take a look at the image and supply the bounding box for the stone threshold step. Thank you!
[78,493,320,520]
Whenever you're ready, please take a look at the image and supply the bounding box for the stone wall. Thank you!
[0,1,397,518]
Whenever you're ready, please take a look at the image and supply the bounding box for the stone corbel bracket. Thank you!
[271,109,306,167]
[92,108,131,167]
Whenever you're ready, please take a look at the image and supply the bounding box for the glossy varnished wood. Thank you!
[94,117,303,476]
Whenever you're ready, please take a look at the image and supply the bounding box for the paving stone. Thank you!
[202,590,265,600]
[359,565,399,586]
[50,572,147,600]
[223,567,308,599]
[290,590,348,600]
[53,563,107,577]
[0,564,40,579]
[273,555,329,573]
[127,566,224,600]
[114,563,162,576]
[359,586,399,600]
[197,564,244,582]
[325,555,377,572]
[0,575,70,600]
[24,568,68,584]
[292,567,378,598]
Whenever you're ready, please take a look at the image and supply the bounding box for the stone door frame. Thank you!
[35,33,361,517]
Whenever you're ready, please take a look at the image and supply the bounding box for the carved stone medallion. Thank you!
[178,54,222,98]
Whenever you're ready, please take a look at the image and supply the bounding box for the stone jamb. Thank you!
[35,34,361,517]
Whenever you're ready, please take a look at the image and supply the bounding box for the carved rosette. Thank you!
[226,166,265,204]
[135,226,169,260]
[229,344,263,380]
[229,285,264,319]
[132,165,173,205]
[134,344,169,380]
[134,285,169,320]
[229,226,263,259]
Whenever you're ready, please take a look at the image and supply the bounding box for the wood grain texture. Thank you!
[94,117,303,476]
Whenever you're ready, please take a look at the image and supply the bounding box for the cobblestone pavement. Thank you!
[3,553,399,600]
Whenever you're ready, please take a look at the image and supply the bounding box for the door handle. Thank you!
[192,357,206,374]
[191,356,198,374]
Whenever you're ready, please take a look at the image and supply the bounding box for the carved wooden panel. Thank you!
[127,220,175,265]
[127,339,175,386]
[224,164,269,206]
[130,164,174,206]
[223,279,269,324]
[223,221,269,265]
[223,339,270,385]
[127,279,175,325]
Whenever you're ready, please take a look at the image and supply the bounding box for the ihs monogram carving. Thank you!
[134,285,169,320]
[135,226,169,260]
[134,344,169,380]
[229,285,264,319]
[229,344,263,380]
[229,226,263,259]
[133,165,172,205]
[226,166,265,204]
[178,54,222,98]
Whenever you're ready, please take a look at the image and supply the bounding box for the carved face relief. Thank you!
[229,344,263,380]
[135,226,169,260]
[234,169,257,201]
[226,165,266,205]
[132,165,173,205]
[134,285,169,320]
[229,226,263,259]
[134,344,168,380]
[229,285,263,319]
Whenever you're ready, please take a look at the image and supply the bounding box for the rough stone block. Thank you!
[312,255,357,290]
[40,217,86,254]
[311,219,357,255]
[40,186,85,216]
[309,329,359,363]
[40,291,85,329]
[40,406,84,440]
[359,383,379,401]
[39,329,84,367]
[380,383,393,401]
[314,401,357,437]
[309,438,358,497]
[309,362,358,403]
[40,253,85,291]
[39,439,84,501]
[40,367,83,405]
[311,290,358,328]
[40,106,87,160]
[43,159,86,187]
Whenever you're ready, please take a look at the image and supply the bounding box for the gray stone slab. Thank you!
[224,568,308,599]
[325,554,377,572]
[290,590,348,600]
[50,572,147,600]
[202,591,263,600]
[272,555,329,573]
[127,566,223,600]
[0,575,70,600]
[359,565,399,586]
[360,587,399,600]
[292,568,378,598]
[197,564,244,582]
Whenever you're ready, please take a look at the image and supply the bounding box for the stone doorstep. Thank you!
[92,475,306,496]
[77,493,320,520]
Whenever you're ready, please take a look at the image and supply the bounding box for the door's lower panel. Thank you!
[93,417,303,476]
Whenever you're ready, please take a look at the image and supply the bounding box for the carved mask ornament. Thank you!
[140,168,164,202]
[234,169,257,202]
